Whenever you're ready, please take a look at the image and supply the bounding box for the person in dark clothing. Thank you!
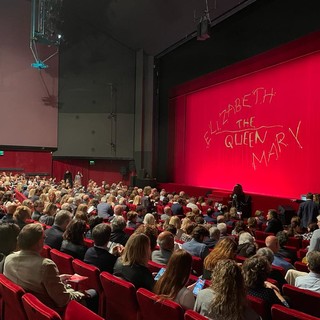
[63,170,73,188]
[44,210,72,250]
[84,223,119,273]
[171,195,184,216]
[276,231,297,263]
[109,216,130,246]
[113,233,154,291]
[265,209,283,235]
[298,192,319,230]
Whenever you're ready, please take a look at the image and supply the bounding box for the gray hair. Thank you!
[256,247,274,264]
[111,215,126,231]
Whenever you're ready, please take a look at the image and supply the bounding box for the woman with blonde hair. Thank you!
[169,216,182,239]
[194,259,259,320]
[133,195,141,206]
[143,213,156,226]
[39,203,57,226]
[203,237,237,280]
[113,233,154,290]
[153,249,195,310]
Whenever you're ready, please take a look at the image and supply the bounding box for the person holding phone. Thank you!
[153,249,195,310]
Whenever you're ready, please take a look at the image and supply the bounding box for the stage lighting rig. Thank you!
[30,0,63,69]
[194,0,215,41]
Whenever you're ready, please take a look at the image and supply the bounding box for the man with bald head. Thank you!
[265,235,294,272]
[152,231,174,264]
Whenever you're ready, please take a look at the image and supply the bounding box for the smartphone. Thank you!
[192,278,205,296]
[154,267,166,280]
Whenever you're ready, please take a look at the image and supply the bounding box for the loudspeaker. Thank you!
[278,205,296,225]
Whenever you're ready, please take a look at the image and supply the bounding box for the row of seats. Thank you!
[0,274,102,320]
[44,245,320,320]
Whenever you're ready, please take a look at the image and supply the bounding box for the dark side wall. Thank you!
[155,0,320,182]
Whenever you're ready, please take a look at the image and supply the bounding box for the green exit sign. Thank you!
[0,151,4,156]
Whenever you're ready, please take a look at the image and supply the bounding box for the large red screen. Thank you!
[171,45,320,198]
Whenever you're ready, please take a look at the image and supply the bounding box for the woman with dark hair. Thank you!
[203,237,237,280]
[153,249,195,310]
[194,259,259,320]
[230,184,246,212]
[113,233,154,290]
[60,219,87,259]
[242,255,289,319]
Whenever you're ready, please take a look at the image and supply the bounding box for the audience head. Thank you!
[217,222,227,235]
[0,222,20,255]
[169,216,181,230]
[17,223,44,251]
[192,225,209,243]
[209,226,220,240]
[276,231,288,247]
[265,235,279,253]
[153,249,192,300]
[111,216,126,232]
[63,219,86,245]
[43,203,57,216]
[204,237,237,271]
[88,215,104,231]
[143,213,156,225]
[135,224,158,250]
[209,259,247,320]
[114,205,123,216]
[307,251,320,274]
[60,203,73,213]
[164,224,177,236]
[157,231,174,252]
[247,217,257,229]
[238,232,254,245]
[13,206,31,222]
[256,247,274,264]
[54,210,72,230]
[267,209,278,220]
[92,223,111,247]
[33,200,45,213]
[242,255,271,289]
[216,215,225,224]
[121,233,150,267]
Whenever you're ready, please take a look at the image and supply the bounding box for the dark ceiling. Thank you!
[60,0,256,56]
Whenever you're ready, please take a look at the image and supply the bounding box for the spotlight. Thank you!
[197,15,210,41]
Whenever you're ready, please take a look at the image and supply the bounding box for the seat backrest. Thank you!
[40,245,52,259]
[282,284,320,318]
[50,249,74,275]
[271,304,320,320]
[184,309,207,320]
[0,274,27,320]
[136,288,184,320]
[294,261,309,272]
[191,255,203,276]
[271,264,286,277]
[147,260,165,273]
[72,259,101,292]
[83,238,94,248]
[99,272,139,320]
[64,300,103,320]
[72,259,104,317]
[255,230,273,240]
[22,293,61,320]
[246,294,267,320]
[287,237,301,249]
[124,227,135,236]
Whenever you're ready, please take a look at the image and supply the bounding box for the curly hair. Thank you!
[63,219,86,245]
[209,259,247,320]
[204,237,237,272]
[242,255,271,289]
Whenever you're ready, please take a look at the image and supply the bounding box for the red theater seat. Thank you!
[271,304,319,320]
[136,288,184,320]
[247,294,267,320]
[64,300,103,320]
[72,259,104,316]
[100,271,139,320]
[40,244,52,259]
[0,274,27,320]
[191,255,203,276]
[282,284,320,318]
[83,238,94,248]
[294,261,308,272]
[50,249,74,275]
[22,293,61,320]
